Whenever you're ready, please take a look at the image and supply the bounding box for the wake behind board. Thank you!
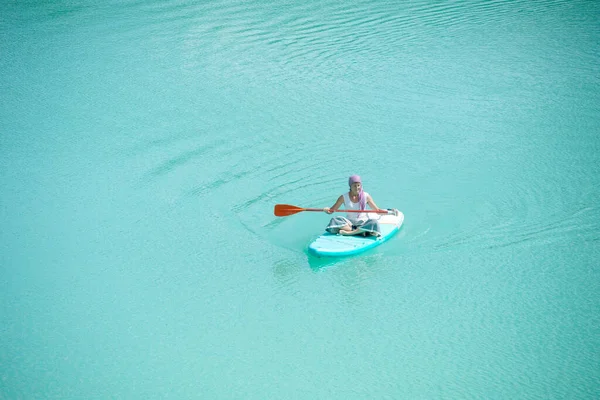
[308,211,404,257]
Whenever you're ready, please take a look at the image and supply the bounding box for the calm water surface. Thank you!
[1,0,599,398]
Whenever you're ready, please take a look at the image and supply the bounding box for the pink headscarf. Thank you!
[348,175,366,210]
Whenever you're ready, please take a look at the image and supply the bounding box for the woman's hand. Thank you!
[323,207,333,214]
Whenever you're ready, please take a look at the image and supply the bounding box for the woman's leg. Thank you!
[339,224,361,235]
[326,217,352,234]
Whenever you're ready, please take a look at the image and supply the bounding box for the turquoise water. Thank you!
[2,0,599,398]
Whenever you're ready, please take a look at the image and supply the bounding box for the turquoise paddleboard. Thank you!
[308,211,404,257]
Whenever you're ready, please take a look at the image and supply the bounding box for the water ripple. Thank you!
[415,181,600,254]
[114,0,598,256]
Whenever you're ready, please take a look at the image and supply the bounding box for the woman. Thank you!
[323,175,383,236]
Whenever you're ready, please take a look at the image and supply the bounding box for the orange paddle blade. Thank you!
[274,204,306,216]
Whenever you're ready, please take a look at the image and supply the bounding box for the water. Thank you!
[1,0,599,398]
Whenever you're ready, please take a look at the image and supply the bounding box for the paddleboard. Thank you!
[308,210,404,257]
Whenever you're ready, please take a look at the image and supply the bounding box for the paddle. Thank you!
[274,204,390,217]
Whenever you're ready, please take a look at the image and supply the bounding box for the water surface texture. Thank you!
[2,0,599,398]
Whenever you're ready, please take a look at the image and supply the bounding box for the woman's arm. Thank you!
[324,195,344,213]
[367,194,382,211]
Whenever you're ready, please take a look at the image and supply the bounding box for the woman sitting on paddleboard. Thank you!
[323,175,384,236]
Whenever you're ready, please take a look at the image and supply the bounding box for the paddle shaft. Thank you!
[307,208,385,213]
[274,203,392,217]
